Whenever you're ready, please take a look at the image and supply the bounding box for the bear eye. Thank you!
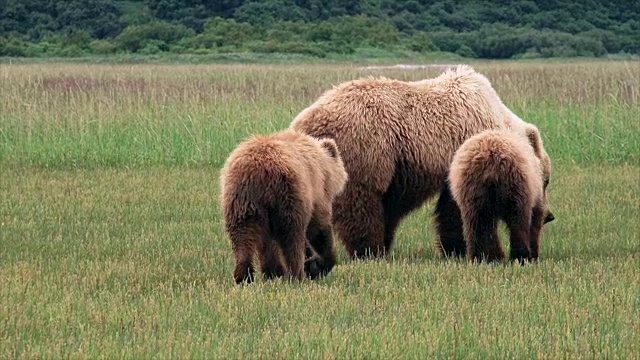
[543,178,550,189]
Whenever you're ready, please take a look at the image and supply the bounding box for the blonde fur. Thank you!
[290,64,542,258]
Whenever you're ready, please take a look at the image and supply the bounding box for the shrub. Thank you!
[430,31,464,53]
[138,40,167,55]
[0,37,28,57]
[318,40,355,55]
[115,22,195,52]
[23,41,63,57]
[89,39,117,54]
[407,31,438,53]
[57,44,85,57]
[203,17,255,46]
[309,15,400,48]
[456,44,476,58]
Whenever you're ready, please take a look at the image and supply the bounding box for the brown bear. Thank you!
[290,64,539,259]
[219,130,348,284]
[447,127,554,263]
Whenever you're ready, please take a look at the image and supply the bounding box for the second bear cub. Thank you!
[220,130,348,284]
[448,128,554,263]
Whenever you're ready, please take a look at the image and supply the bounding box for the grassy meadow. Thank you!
[1,60,639,358]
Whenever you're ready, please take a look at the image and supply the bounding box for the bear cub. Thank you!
[447,128,555,263]
[220,130,348,284]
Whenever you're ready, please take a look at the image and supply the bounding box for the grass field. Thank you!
[1,60,639,358]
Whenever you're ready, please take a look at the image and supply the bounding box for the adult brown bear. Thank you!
[220,130,348,284]
[448,128,554,263]
[290,65,541,259]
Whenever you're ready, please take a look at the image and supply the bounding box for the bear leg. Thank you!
[230,229,257,284]
[280,229,307,281]
[305,205,338,279]
[333,184,386,259]
[304,245,322,280]
[528,206,546,261]
[260,236,286,280]
[382,214,402,254]
[464,218,504,263]
[506,209,533,264]
[381,192,409,254]
[228,223,263,284]
[232,249,255,284]
[381,164,433,254]
[433,182,466,258]
[461,196,505,262]
[508,226,531,265]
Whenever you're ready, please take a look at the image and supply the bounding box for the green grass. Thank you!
[1,60,639,358]
[0,50,462,66]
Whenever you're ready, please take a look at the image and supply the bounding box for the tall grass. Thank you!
[0,60,639,358]
[1,61,638,168]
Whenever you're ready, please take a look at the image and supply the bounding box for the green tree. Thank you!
[115,21,195,52]
[56,0,124,38]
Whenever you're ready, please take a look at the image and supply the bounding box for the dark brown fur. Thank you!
[433,179,466,258]
[220,130,347,284]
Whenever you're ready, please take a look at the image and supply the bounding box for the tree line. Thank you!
[1,0,638,59]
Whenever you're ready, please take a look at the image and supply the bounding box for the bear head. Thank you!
[525,125,554,224]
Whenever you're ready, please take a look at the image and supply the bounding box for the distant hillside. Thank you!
[1,0,638,58]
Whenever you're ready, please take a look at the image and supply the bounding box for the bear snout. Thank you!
[544,212,555,224]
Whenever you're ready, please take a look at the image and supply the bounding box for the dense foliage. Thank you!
[1,0,638,58]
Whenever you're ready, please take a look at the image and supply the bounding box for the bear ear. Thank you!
[319,138,340,159]
[525,125,543,158]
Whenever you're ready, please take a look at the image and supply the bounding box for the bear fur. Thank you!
[290,64,537,259]
[447,128,554,263]
[219,130,348,284]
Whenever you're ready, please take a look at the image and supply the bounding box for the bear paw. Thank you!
[304,256,328,280]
